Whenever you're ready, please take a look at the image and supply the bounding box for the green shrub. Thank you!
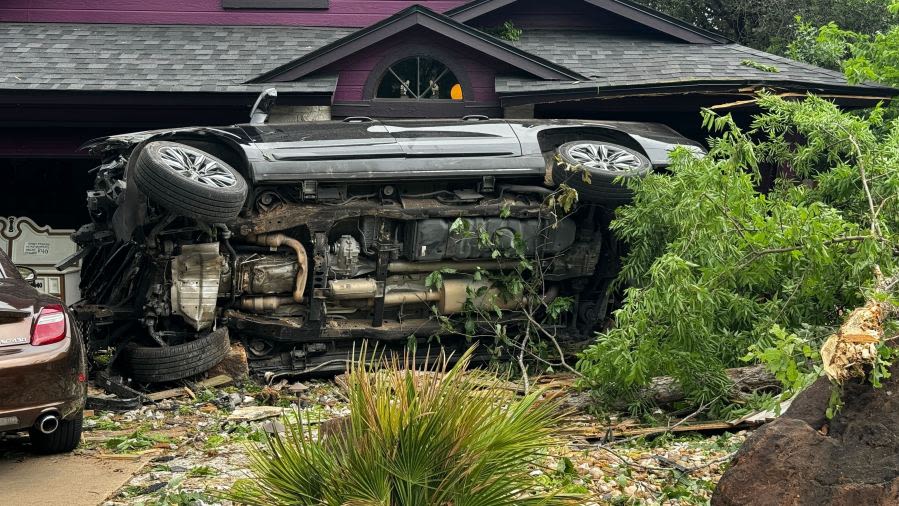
[227,346,580,505]
[577,93,899,411]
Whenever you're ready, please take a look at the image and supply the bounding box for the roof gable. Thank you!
[247,5,587,83]
[447,0,728,44]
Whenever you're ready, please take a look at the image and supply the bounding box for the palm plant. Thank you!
[227,345,581,505]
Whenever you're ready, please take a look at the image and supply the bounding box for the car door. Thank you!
[382,119,536,179]
[385,119,521,159]
[239,120,405,183]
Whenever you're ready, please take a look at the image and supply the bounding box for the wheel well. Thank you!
[537,127,646,156]
[167,136,251,180]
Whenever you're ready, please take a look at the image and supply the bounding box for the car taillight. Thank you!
[31,305,67,346]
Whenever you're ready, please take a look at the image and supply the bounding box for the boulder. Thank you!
[206,341,250,381]
[713,361,899,506]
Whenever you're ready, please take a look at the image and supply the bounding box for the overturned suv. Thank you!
[71,115,701,381]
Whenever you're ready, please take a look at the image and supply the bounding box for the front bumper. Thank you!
[0,337,86,432]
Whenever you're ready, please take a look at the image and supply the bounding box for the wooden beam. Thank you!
[145,375,233,402]
[710,92,894,111]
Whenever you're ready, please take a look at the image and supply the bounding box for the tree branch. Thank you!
[736,234,872,271]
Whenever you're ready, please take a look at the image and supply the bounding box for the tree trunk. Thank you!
[821,300,887,382]
[645,365,779,405]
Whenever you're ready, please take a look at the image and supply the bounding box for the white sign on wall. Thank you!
[1,216,81,304]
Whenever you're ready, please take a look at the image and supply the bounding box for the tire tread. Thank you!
[122,330,230,383]
[131,141,247,223]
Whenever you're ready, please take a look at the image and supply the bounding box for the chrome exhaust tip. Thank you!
[37,414,59,434]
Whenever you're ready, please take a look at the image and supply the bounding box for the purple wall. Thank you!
[0,0,468,27]
[469,0,642,31]
[323,28,515,104]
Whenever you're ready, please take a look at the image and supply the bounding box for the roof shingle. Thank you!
[0,23,352,93]
[0,23,892,98]
[498,30,893,95]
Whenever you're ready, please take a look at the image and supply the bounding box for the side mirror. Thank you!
[16,266,38,287]
[249,88,278,125]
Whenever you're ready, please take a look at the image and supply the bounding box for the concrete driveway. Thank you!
[0,435,147,506]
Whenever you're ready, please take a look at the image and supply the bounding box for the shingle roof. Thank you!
[249,5,586,83]
[0,23,352,92]
[0,23,892,99]
[498,31,895,95]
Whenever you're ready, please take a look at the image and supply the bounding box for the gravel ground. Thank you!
[83,379,744,505]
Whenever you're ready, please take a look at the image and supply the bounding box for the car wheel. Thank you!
[29,411,83,454]
[122,328,230,383]
[131,141,248,223]
[552,140,652,205]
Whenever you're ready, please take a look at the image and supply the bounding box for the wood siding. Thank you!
[0,0,468,27]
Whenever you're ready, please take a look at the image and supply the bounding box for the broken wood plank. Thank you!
[710,92,895,111]
[95,449,160,460]
[145,387,192,403]
[562,420,750,440]
[146,375,232,402]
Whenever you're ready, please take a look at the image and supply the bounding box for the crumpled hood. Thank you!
[80,127,247,156]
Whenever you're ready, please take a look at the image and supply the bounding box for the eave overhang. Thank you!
[496,79,899,109]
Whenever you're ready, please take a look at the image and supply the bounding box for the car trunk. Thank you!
[0,300,33,349]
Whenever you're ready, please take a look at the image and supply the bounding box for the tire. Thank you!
[29,411,83,454]
[122,328,230,383]
[552,140,652,205]
[131,141,248,223]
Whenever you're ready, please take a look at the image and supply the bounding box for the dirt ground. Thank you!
[0,378,746,505]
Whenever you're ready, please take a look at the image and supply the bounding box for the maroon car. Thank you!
[0,249,86,453]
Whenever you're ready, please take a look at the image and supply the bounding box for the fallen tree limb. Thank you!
[822,300,888,382]
[821,267,897,383]
[644,365,779,405]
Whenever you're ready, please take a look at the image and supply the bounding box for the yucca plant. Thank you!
[227,345,581,506]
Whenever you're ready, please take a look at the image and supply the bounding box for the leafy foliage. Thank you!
[743,325,821,408]
[227,346,581,506]
[787,16,857,70]
[577,93,899,410]
[104,430,170,454]
[788,1,899,85]
[425,187,583,380]
[482,21,524,42]
[639,0,891,53]
[741,59,780,73]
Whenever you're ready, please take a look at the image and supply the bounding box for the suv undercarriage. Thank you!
[69,118,701,381]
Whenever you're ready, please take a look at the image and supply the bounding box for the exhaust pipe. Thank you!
[36,414,59,434]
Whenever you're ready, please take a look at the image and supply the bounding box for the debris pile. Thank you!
[3,366,755,504]
[91,373,746,505]
[80,377,350,505]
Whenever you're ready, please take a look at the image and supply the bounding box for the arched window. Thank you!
[375,56,464,100]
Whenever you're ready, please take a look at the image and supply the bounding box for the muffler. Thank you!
[36,413,59,434]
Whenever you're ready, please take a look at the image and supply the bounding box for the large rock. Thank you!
[713,361,899,505]
[206,341,250,380]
